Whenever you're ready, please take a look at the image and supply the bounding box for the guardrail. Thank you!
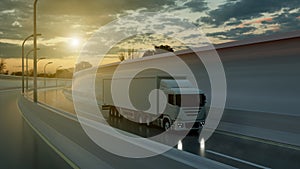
[0,75,72,89]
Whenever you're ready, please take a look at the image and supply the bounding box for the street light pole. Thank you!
[22,34,33,94]
[33,0,38,102]
[37,57,46,63]
[25,48,40,91]
[43,62,53,87]
[22,33,41,95]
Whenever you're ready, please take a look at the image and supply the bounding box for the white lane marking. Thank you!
[225,106,300,117]
[206,150,271,169]
[215,130,300,151]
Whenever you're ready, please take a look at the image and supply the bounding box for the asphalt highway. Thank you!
[1,78,299,169]
[0,80,71,169]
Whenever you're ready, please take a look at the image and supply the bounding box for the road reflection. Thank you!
[37,89,76,114]
[0,90,72,169]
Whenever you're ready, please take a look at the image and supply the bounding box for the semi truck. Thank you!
[97,71,207,131]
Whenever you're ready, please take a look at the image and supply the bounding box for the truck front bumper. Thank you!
[172,121,205,131]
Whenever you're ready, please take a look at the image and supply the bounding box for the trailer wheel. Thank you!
[138,115,143,124]
[146,116,150,126]
[109,106,113,117]
[118,108,124,118]
[163,119,171,131]
[118,112,122,118]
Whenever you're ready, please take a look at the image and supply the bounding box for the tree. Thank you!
[118,53,125,61]
[75,61,92,72]
[0,59,7,74]
[118,48,138,61]
[143,45,174,57]
[154,45,174,53]
[28,68,34,76]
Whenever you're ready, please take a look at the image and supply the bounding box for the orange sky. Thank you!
[237,17,273,28]
[5,58,76,74]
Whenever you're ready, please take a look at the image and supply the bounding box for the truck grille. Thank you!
[182,108,200,116]
[186,122,200,129]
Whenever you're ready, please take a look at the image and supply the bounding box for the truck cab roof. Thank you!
[160,79,204,94]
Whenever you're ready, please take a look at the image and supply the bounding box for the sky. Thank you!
[0,0,299,73]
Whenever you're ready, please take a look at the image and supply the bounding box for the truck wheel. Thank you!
[163,120,171,131]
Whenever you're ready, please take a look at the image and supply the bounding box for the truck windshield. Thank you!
[175,94,206,107]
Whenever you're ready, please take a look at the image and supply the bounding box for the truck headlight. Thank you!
[177,123,184,128]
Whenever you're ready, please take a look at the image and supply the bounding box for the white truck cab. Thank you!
[159,79,206,130]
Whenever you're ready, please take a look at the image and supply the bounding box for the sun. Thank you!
[70,37,80,47]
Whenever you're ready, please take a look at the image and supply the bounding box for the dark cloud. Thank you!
[1,0,205,43]
[0,0,36,40]
[197,16,214,25]
[0,0,31,12]
[267,10,300,33]
[0,39,77,59]
[37,43,75,59]
[0,42,20,58]
[1,0,176,46]
[198,0,300,42]
[0,41,66,59]
[206,26,257,40]
[183,0,208,12]
[238,8,300,36]
[201,0,300,26]
[38,0,175,16]
[225,20,242,26]
[171,0,208,13]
